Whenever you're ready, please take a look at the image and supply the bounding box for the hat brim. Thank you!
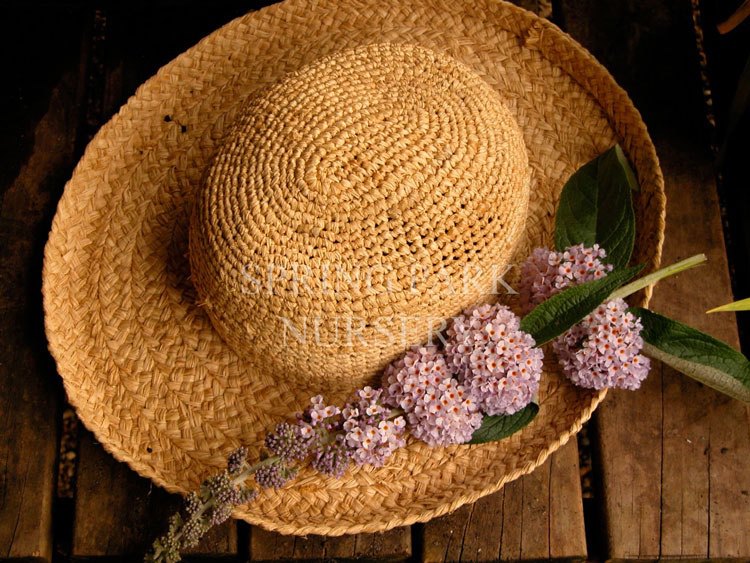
[43,0,665,536]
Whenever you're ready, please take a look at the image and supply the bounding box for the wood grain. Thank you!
[72,430,236,558]
[422,440,586,562]
[562,0,750,558]
[594,134,750,560]
[68,6,250,557]
[250,527,411,561]
[0,6,87,561]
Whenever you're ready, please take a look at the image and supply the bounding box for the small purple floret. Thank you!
[382,346,482,446]
[519,244,613,314]
[553,298,650,390]
[446,303,543,416]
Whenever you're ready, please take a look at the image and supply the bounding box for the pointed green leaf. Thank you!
[612,144,639,193]
[632,307,750,402]
[520,264,643,345]
[707,297,750,313]
[554,144,637,269]
[468,402,539,444]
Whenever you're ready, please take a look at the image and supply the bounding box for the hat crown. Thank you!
[189,43,530,392]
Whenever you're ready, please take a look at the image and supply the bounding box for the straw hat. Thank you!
[43,0,665,536]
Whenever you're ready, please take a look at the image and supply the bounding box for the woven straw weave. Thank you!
[190,43,530,388]
[43,0,666,535]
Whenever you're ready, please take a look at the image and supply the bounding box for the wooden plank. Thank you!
[422,440,586,562]
[0,5,88,561]
[561,0,750,559]
[68,5,253,557]
[72,430,236,558]
[250,527,411,561]
[594,132,750,560]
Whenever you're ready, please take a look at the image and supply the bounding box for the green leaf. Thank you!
[707,297,750,314]
[468,402,539,444]
[520,264,643,345]
[632,307,750,402]
[554,144,637,269]
[612,143,639,193]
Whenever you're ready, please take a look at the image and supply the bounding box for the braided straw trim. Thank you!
[42,0,665,536]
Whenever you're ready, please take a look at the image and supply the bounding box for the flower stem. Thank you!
[148,455,277,562]
[609,254,707,301]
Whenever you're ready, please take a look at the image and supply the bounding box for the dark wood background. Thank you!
[1,1,748,561]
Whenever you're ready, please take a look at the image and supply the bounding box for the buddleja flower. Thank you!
[311,435,352,477]
[255,459,297,489]
[446,303,543,416]
[519,244,613,313]
[148,514,182,562]
[204,459,256,526]
[383,346,482,446]
[518,244,651,390]
[342,386,406,466]
[146,447,257,560]
[265,422,314,462]
[294,395,353,477]
[553,298,650,390]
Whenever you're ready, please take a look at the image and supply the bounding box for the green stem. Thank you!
[609,254,707,301]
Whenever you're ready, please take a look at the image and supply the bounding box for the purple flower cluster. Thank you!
[259,395,358,479]
[383,346,482,446]
[255,460,297,489]
[204,455,256,525]
[311,435,352,477]
[295,395,353,477]
[226,446,248,473]
[519,244,613,313]
[553,298,650,390]
[520,245,651,391]
[265,422,313,462]
[154,447,256,556]
[446,304,543,416]
[342,387,406,466]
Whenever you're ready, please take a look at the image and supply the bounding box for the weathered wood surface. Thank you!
[594,132,750,561]
[72,430,237,558]
[67,5,245,559]
[2,0,748,561]
[563,0,750,559]
[250,527,411,561]
[422,440,586,562]
[0,6,88,561]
